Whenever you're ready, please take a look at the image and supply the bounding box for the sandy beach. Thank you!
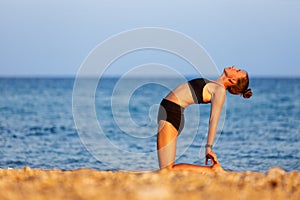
[0,167,299,200]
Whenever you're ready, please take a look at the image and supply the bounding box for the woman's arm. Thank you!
[206,88,226,155]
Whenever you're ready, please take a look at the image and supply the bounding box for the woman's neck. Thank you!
[214,74,230,89]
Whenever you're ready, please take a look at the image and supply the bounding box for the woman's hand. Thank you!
[205,150,218,165]
[205,151,225,172]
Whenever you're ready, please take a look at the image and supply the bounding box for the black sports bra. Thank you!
[188,78,210,104]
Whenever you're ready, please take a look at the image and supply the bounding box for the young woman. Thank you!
[157,66,252,172]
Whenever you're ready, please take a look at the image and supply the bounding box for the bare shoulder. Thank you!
[206,82,226,96]
[206,82,226,104]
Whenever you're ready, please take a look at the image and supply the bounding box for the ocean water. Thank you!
[0,77,299,172]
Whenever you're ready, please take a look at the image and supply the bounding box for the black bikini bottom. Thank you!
[157,98,184,134]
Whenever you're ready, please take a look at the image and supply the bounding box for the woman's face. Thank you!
[224,66,247,80]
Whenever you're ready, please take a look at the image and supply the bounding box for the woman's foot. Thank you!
[212,162,225,172]
[206,151,226,172]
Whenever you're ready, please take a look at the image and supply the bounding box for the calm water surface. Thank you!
[0,77,299,172]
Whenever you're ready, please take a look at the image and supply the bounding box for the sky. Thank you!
[0,0,299,77]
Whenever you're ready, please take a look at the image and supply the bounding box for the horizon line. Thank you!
[1,74,300,79]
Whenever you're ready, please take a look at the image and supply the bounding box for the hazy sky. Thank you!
[0,0,299,77]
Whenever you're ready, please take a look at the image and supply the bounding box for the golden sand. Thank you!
[0,167,299,200]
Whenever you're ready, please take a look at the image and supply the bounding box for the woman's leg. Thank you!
[157,120,224,173]
[157,120,178,169]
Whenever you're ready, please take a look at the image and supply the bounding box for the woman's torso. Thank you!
[165,78,214,108]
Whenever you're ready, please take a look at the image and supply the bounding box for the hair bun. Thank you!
[243,88,252,99]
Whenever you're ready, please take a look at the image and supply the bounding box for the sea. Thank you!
[0,77,299,172]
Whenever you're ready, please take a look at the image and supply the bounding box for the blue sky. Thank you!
[0,0,299,77]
